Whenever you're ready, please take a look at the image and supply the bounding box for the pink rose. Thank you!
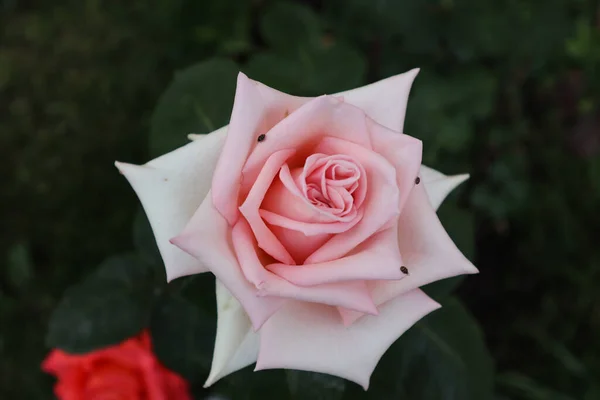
[116,69,477,389]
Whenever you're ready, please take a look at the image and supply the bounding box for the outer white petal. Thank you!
[204,280,259,387]
[255,289,440,389]
[339,68,420,133]
[420,164,470,211]
[187,125,228,141]
[115,128,226,281]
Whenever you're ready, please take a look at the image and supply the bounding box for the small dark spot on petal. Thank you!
[257,134,266,142]
[415,176,421,185]
[400,266,409,274]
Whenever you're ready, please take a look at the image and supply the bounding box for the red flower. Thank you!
[42,331,192,400]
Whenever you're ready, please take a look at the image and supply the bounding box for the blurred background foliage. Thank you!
[1,0,599,398]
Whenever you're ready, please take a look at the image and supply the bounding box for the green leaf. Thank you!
[249,3,365,96]
[244,53,305,94]
[260,2,321,54]
[132,208,163,270]
[91,253,162,289]
[348,298,494,399]
[245,43,365,96]
[423,276,466,301]
[323,0,439,51]
[287,370,346,400]
[149,58,239,156]
[309,43,366,94]
[149,292,215,382]
[215,368,290,400]
[402,298,494,400]
[178,273,218,315]
[438,203,475,261]
[46,255,157,353]
[405,70,496,160]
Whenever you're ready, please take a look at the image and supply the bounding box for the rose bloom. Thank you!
[116,69,477,389]
[42,331,191,400]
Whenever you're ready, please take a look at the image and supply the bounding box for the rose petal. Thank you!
[338,183,477,325]
[300,154,367,210]
[255,289,440,389]
[259,209,361,236]
[170,194,285,330]
[304,137,399,264]
[115,129,226,281]
[239,149,297,265]
[269,164,361,224]
[339,68,420,132]
[212,73,310,225]
[41,350,75,374]
[368,119,423,213]
[419,165,469,210]
[252,156,363,264]
[204,280,259,387]
[258,165,363,256]
[43,333,156,373]
[232,218,378,315]
[266,224,333,267]
[241,96,373,191]
[267,225,405,286]
[385,182,478,293]
[189,69,419,143]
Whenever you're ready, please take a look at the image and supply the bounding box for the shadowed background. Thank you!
[1,0,599,399]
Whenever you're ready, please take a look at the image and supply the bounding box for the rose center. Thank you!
[258,153,368,264]
[300,154,366,217]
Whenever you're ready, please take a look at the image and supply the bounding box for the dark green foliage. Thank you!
[245,43,366,96]
[260,2,322,54]
[46,255,159,353]
[150,292,216,381]
[287,370,347,400]
[245,2,366,95]
[2,0,599,398]
[150,59,239,156]
[132,208,164,269]
[211,368,290,399]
